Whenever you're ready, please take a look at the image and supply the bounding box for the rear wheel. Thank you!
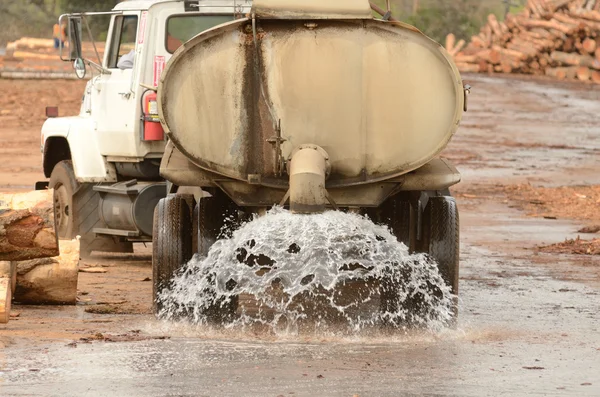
[194,189,239,256]
[193,189,240,322]
[379,195,412,248]
[49,160,133,258]
[421,196,459,296]
[152,195,193,315]
[379,193,460,326]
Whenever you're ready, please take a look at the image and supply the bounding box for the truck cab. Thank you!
[41,0,251,256]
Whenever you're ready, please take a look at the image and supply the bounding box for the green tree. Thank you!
[406,0,492,43]
[370,0,503,44]
[0,0,119,44]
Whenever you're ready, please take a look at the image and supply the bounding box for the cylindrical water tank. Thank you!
[158,17,464,186]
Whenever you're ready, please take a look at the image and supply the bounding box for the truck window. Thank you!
[166,15,233,53]
[107,15,139,69]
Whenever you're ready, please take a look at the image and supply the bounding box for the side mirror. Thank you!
[59,15,83,62]
[73,58,87,79]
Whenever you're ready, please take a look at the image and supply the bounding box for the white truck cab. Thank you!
[40,0,251,256]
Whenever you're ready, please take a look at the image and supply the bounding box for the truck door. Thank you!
[92,13,141,156]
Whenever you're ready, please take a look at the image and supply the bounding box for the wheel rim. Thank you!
[54,185,71,237]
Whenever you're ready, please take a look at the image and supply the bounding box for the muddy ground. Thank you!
[0,74,599,396]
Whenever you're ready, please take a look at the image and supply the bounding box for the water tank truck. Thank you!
[153,0,468,320]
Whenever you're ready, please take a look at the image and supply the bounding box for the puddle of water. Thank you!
[158,207,455,335]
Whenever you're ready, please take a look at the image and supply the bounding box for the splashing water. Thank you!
[158,207,456,335]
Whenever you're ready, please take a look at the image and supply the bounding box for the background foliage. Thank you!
[371,0,526,42]
[0,0,120,44]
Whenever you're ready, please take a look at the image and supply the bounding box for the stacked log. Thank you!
[12,238,80,305]
[5,37,105,56]
[0,191,59,261]
[452,0,600,83]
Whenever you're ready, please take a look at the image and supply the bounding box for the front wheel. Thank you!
[152,195,193,315]
[48,160,133,258]
[49,161,77,239]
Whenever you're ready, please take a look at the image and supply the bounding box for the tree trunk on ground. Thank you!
[551,51,600,69]
[0,261,17,294]
[488,14,504,38]
[456,62,481,73]
[545,66,579,79]
[470,36,486,48]
[571,8,600,22]
[0,261,16,324]
[455,54,478,63]
[13,238,80,305]
[0,278,10,323]
[576,66,591,80]
[518,18,574,34]
[581,38,597,54]
[445,33,456,54]
[449,40,465,57]
[492,45,528,61]
[0,191,59,261]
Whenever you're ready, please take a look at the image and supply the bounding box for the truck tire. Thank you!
[49,160,133,258]
[380,196,411,249]
[153,195,193,315]
[421,196,459,296]
[49,160,78,239]
[193,190,239,322]
[380,195,459,327]
[193,190,240,257]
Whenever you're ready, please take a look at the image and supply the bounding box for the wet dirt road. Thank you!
[1,74,599,396]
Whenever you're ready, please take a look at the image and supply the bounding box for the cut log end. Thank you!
[13,238,80,305]
[576,66,592,80]
[0,191,59,261]
[0,278,11,324]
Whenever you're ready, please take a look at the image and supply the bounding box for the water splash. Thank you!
[158,207,455,335]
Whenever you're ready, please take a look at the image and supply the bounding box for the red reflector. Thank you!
[46,107,59,118]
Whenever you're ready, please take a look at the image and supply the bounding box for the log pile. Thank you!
[1,37,105,79]
[452,0,600,83]
[0,191,79,323]
[5,37,105,58]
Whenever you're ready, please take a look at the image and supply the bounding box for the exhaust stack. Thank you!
[288,145,330,214]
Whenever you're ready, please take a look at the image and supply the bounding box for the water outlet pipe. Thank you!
[288,145,331,214]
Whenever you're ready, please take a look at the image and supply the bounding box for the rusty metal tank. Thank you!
[157,0,465,209]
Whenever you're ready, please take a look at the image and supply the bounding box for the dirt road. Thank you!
[0,74,599,396]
